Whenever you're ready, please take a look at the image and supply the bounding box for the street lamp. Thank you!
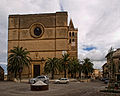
[40,57,45,75]
[79,60,83,79]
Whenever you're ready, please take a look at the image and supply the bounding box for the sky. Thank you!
[1,0,120,72]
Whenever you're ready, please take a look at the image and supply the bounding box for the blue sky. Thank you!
[83,46,97,51]
[1,0,120,72]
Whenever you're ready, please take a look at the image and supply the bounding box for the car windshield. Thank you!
[60,78,67,80]
[37,76,45,79]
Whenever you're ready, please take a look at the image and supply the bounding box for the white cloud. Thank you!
[0,0,60,64]
[62,0,120,68]
[1,0,120,69]
[93,61,106,69]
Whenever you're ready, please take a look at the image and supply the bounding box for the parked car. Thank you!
[55,78,69,84]
[100,78,108,81]
[29,75,49,84]
[104,79,109,84]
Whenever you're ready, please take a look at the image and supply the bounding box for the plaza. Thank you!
[0,80,119,96]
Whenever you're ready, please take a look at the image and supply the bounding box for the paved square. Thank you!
[0,81,119,96]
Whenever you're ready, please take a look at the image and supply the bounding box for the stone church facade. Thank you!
[8,12,78,79]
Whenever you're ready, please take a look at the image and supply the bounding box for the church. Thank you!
[8,12,78,79]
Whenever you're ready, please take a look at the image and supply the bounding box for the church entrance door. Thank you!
[33,65,40,78]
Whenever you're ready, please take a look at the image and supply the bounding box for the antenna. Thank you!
[59,0,64,11]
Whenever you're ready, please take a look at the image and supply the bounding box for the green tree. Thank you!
[60,53,70,78]
[82,58,94,78]
[8,46,31,81]
[68,58,80,78]
[44,57,60,79]
[68,60,74,78]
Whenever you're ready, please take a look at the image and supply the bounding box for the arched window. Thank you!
[119,65,120,72]
[72,32,75,36]
[69,39,71,43]
[72,39,75,42]
[69,32,71,37]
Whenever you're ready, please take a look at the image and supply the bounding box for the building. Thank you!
[8,12,78,79]
[105,48,120,81]
[92,69,102,79]
[102,63,109,79]
[0,66,4,80]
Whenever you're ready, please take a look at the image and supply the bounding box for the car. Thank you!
[55,78,69,84]
[100,78,107,81]
[29,75,49,84]
[104,79,109,84]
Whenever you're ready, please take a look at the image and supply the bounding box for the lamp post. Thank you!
[40,57,45,75]
[79,60,83,79]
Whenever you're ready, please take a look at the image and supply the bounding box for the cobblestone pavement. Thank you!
[0,80,120,96]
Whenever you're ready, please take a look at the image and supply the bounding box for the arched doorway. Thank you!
[33,65,40,78]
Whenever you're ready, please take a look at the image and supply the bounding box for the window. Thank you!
[69,32,71,37]
[34,27,42,36]
[30,23,44,38]
[69,39,71,43]
[72,32,75,36]
[119,66,120,72]
[72,39,75,42]
[37,76,45,79]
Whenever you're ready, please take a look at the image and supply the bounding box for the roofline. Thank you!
[0,66,4,70]
[9,11,68,17]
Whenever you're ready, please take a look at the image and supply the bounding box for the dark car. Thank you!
[101,78,106,81]
[104,79,109,84]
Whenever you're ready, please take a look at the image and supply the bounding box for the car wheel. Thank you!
[33,80,36,84]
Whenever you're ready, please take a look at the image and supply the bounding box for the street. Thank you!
[0,80,119,96]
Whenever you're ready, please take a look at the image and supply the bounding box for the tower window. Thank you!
[72,32,75,36]
[72,39,75,42]
[69,39,71,43]
[69,32,71,37]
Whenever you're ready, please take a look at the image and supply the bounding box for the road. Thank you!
[0,80,119,96]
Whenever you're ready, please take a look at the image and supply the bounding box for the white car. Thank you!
[29,75,49,84]
[55,78,69,84]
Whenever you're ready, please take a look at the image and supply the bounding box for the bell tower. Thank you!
[68,19,78,58]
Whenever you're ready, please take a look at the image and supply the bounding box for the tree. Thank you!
[44,57,60,79]
[82,58,94,78]
[8,46,31,81]
[60,53,70,78]
[78,61,83,79]
[68,58,80,78]
[68,59,74,78]
[108,47,114,53]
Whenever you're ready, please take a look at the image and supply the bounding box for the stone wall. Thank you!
[8,12,78,79]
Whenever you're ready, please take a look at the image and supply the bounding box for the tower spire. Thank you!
[59,0,64,11]
[69,19,74,29]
